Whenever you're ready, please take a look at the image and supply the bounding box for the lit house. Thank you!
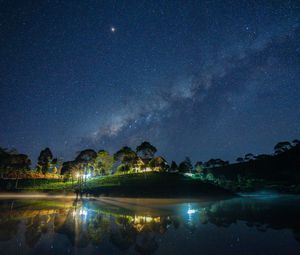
[133,156,168,172]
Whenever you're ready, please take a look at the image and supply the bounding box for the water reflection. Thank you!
[0,196,300,254]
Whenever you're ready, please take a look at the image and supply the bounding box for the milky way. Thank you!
[0,1,300,164]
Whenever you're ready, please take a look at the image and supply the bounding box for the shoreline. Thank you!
[0,192,235,201]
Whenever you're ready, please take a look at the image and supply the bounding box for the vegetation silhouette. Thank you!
[0,139,299,194]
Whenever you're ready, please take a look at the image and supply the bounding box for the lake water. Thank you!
[0,195,300,255]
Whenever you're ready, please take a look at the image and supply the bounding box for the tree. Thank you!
[194,161,203,173]
[37,148,53,175]
[75,149,97,163]
[0,147,10,178]
[0,148,30,184]
[274,141,292,154]
[9,154,31,188]
[255,154,271,160]
[169,161,178,172]
[292,139,300,146]
[236,157,244,163]
[61,161,80,184]
[136,141,157,159]
[51,158,63,174]
[178,157,192,173]
[95,150,114,175]
[244,153,255,161]
[149,156,168,172]
[114,147,137,172]
[75,149,97,177]
[204,158,228,168]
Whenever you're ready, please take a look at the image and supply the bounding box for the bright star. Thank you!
[111,26,116,33]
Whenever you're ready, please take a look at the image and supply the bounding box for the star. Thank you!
[111,26,116,33]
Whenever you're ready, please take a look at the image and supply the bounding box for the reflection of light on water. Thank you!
[135,215,160,223]
[132,215,161,232]
[238,191,280,199]
[72,210,77,217]
[80,208,88,217]
[184,203,200,226]
[72,207,88,220]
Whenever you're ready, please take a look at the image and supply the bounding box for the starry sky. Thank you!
[0,0,300,164]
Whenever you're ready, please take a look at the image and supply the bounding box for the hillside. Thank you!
[0,172,234,198]
[206,144,300,192]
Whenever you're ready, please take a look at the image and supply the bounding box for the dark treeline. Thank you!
[0,139,300,192]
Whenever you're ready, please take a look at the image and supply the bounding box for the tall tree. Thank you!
[244,153,255,161]
[75,149,97,176]
[236,157,244,163]
[149,156,168,172]
[194,161,203,173]
[0,147,10,178]
[37,148,53,175]
[114,146,137,172]
[169,161,178,172]
[292,139,300,146]
[9,153,31,188]
[136,141,157,159]
[204,158,227,168]
[178,157,192,173]
[95,150,114,175]
[274,141,292,154]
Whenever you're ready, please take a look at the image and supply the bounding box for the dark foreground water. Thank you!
[0,195,300,255]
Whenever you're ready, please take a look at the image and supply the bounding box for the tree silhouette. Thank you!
[114,147,137,172]
[136,141,157,159]
[236,157,244,163]
[149,156,168,172]
[95,150,114,175]
[194,161,203,173]
[75,149,97,177]
[244,153,255,161]
[169,161,178,172]
[178,157,192,173]
[274,141,292,154]
[37,148,53,174]
[205,158,228,168]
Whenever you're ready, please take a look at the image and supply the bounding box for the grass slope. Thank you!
[84,172,233,197]
[0,172,233,198]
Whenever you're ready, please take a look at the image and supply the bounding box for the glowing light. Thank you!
[111,26,116,32]
[184,173,194,177]
[84,174,91,179]
[187,209,196,215]
[79,208,88,218]
[76,173,80,178]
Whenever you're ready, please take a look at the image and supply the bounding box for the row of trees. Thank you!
[235,139,300,163]
[0,148,31,178]
[1,139,299,181]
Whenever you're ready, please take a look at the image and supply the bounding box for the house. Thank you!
[133,156,168,172]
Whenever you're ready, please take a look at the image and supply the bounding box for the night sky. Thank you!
[1,1,300,164]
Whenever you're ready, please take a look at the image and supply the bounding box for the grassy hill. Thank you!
[83,172,233,198]
[0,172,234,198]
[207,143,300,192]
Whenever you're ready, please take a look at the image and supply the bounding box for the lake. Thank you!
[0,194,300,255]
